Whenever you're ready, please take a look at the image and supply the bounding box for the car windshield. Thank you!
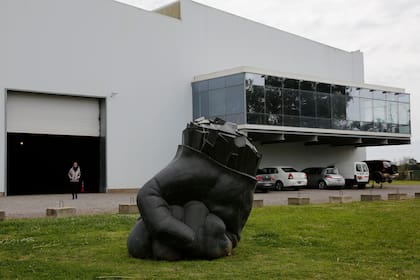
[282,167,297,172]
[362,165,369,172]
[256,169,266,175]
[356,164,362,172]
[325,168,339,174]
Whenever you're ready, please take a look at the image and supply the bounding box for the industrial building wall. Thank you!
[180,0,365,84]
[0,0,365,194]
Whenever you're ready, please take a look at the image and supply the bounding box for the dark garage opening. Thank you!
[7,133,101,195]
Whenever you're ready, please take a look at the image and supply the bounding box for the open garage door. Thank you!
[6,91,105,195]
[7,91,100,136]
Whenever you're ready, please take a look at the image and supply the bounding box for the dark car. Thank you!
[255,169,274,193]
[364,160,399,185]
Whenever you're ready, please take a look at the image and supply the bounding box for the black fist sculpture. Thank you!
[127,118,261,260]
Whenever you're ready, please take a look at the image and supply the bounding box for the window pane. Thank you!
[301,116,317,128]
[398,103,410,125]
[387,101,398,124]
[373,100,386,132]
[317,83,331,93]
[225,113,245,124]
[198,80,209,92]
[332,85,345,95]
[300,91,316,117]
[193,91,200,119]
[346,97,360,121]
[332,94,346,119]
[283,89,299,115]
[266,87,282,115]
[284,115,300,127]
[372,90,386,100]
[265,76,283,88]
[245,73,265,87]
[360,121,374,131]
[316,93,331,118]
[359,88,373,98]
[209,88,226,116]
[209,77,225,90]
[246,86,265,114]
[267,114,282,125]
[347,87,359,97]
[387,92,398,101]
[373,100,386,123]
[300,81,316,91]
[226,74,244,87]
[317,118,331,129]
[199,91,209,118]
[226,85,244,114]
[284,79,299,89]
[398,93,410,103]
[247,113,267,125]
[360,98,373,122]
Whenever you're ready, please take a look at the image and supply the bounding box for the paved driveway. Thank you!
[1,184,419,219]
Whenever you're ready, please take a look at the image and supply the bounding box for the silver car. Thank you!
[302,167,345,189]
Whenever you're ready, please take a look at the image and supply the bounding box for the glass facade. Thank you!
[192,73,245,124]
[192,73,411,135]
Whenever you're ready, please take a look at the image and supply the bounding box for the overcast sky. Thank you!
[118,0,420,163]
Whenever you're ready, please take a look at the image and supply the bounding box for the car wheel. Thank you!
[318,181,326,190]
[275,181,284,191]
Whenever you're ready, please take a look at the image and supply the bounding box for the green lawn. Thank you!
[1,200,419,279]
[391,180,420,185]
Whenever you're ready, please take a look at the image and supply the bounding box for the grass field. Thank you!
[391,180,420,185]
[1,200,419,279]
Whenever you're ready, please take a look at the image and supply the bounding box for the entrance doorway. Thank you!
[7,133,100,195]
[6,91,106,195]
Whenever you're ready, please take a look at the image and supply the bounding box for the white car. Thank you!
[259,166,307,191]
[301,167,346,189]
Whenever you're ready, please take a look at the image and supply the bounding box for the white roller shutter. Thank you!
[7,92,100,137]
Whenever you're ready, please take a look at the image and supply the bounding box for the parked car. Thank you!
[327,161,369,188]
[346,162,370,188]
[364,160,399,185]
[301,167,345,189]
[255,169,274,193]
[259,166,307,191]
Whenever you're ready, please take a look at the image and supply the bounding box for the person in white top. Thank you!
[68,161,81,199]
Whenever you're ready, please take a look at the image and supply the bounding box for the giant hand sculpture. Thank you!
[127,118,261,260]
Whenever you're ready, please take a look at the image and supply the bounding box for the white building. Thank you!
[0,0,410,195]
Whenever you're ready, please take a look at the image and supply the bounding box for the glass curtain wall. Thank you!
[192,73,245,124]
[244,73,411,134]
[192,72,411,135]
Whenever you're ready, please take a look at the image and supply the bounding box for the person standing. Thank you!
[68,161,81,199]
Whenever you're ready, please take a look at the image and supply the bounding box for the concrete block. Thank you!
[361,194,381,201]
[0,192,5,197]
[46,207,76,218]
[329,196,352,204]
[288,197,310,205]
[0,211,5,221]
[415,193,420,199]
[387,193,407,200]
[253,199,264,208]
[119,204,138,214]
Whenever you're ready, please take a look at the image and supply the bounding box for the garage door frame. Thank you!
[4,88,107,196]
